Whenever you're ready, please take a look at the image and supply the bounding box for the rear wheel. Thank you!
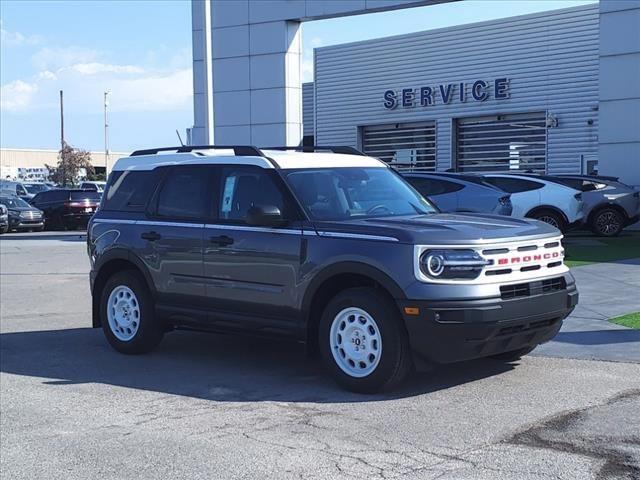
[590,207,624,237]
[490,345,536,362]
[528,209,566,232]
[318,288,412,393]
[100,270,164,354]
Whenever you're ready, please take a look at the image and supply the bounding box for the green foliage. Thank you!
[45,141,95,187]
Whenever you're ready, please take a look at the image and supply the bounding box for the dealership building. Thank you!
[192,0,640,185]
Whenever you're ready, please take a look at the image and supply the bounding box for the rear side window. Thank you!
[70,192,101,201]
[156,166,210,220]
[102,170,160,212]
[408,177,463,195]
[485,177,543,193]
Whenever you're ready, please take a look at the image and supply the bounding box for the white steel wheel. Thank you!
[329,307,382,378]
[107,285,141,342]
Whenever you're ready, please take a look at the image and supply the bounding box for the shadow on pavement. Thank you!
[0,327,515,403]
[0,232,86,242]
[553,329,640,346]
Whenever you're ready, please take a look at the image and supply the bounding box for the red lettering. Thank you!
[523,256,531,262]
[511,257,520,264]
[498,258,508,265]
[533,254,542,261]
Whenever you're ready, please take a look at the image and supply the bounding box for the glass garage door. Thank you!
[456,112,547,173]
[362,122,436,171]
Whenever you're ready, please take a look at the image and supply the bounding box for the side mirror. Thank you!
[246,204,287,227]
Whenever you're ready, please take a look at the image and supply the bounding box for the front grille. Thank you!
[497,318,559,336]
[500,277,566,300]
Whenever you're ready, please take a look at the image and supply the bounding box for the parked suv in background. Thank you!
[0,195,44,232]
[403,172,512,216]
[0,180,32,200]
[481,174,584,232]
[30,189,101,230]
[535,175,638,236]
[88,146,578,393]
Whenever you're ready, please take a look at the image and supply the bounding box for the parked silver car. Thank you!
[554,175,640,236]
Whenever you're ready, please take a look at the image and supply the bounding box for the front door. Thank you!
[203,165,303,332]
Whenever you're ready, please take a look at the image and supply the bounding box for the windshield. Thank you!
[24,183,49,194]
[0,196,31,208]
[283,167,437,221]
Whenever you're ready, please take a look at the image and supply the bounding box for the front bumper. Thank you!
[399,282,578,367]
[9,218,44,230]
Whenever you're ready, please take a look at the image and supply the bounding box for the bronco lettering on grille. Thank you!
[497,251,562,265]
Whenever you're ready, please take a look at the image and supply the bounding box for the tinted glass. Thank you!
[218,166,289,222]
[0,196,31,208]
[24,184,49,194]
[102,170,160,212]
[156,166,209,219]
[70,191,102,201]
[485,177,542,193]
[284,167,437,221]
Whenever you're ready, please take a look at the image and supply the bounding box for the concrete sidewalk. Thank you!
[535,258,640,363]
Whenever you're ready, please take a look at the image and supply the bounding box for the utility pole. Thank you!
[104,90,111,174]
[60,90,65,186]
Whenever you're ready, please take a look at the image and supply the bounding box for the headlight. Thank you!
[419,249,490,280]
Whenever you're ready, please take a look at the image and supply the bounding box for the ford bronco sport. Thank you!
[88,145,578,393]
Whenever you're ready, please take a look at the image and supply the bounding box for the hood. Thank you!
[314,213,560,245]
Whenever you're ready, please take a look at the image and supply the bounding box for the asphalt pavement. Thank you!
[1,231,639,480]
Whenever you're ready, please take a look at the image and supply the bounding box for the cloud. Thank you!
[68,63,144,76]
[0,80,38,112]
[31,46,101,70]
[309,37,324,48]
[302,58,314,82]
[0,24,42,47]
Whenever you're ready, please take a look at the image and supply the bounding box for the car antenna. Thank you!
[175,129,185,146]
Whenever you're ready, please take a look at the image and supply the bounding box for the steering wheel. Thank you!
[366,204,393,215]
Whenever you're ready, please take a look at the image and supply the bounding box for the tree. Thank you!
[46,141,95,186]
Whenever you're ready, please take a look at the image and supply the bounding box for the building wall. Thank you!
[302,82,314,137]
[0,149,128,179]
[598,0,640,186]
[314,4,600,174]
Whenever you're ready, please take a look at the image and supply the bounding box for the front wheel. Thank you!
[318,288,412,393]
[528,209,566,232]
[100,270,164,354]
[590,208,624,237]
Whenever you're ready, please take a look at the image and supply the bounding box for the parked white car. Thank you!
[481,174,584,231]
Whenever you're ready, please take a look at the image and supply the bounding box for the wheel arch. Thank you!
[91,250,155,328]
[587,202,629,224]
[302,262,406,350]
[525,205,569,224]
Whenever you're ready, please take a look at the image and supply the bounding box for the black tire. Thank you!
[0,226,7,234]
[528,209,566,232]
[318,287,412,393]
[590,207,624,237]
[490,345,536,362]
[100,270,164,354]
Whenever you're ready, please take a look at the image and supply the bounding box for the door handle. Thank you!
[210,235,234,246]
[141,231,162,241]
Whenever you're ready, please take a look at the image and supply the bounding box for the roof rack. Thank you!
[264,146,366,156]
[130,145,265,157]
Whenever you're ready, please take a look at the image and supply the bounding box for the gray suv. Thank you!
[88,146,578,393]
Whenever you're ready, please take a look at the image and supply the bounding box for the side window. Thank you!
[406,178,434,196]
[486,177,542,193]
[16,184,27,196]
[156,166,210,220]
[218,166,289,223]
[103,170,161,212]
[437,179,464,194]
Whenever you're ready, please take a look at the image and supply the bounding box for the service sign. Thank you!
[383,78,510,109]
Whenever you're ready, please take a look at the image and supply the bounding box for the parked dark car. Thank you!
[0,195,44,232]
[403,173,512,216]
[0,204,8,233]
[88,145,577,393]
[30,189,101,230]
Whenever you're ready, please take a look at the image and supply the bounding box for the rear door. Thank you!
[143,165,211,307]
[203,165,303,333]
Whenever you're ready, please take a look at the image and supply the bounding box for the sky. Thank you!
[1,0,597,152]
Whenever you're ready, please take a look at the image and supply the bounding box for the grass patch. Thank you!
[563,232,640,267]
[610,312,640,330]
